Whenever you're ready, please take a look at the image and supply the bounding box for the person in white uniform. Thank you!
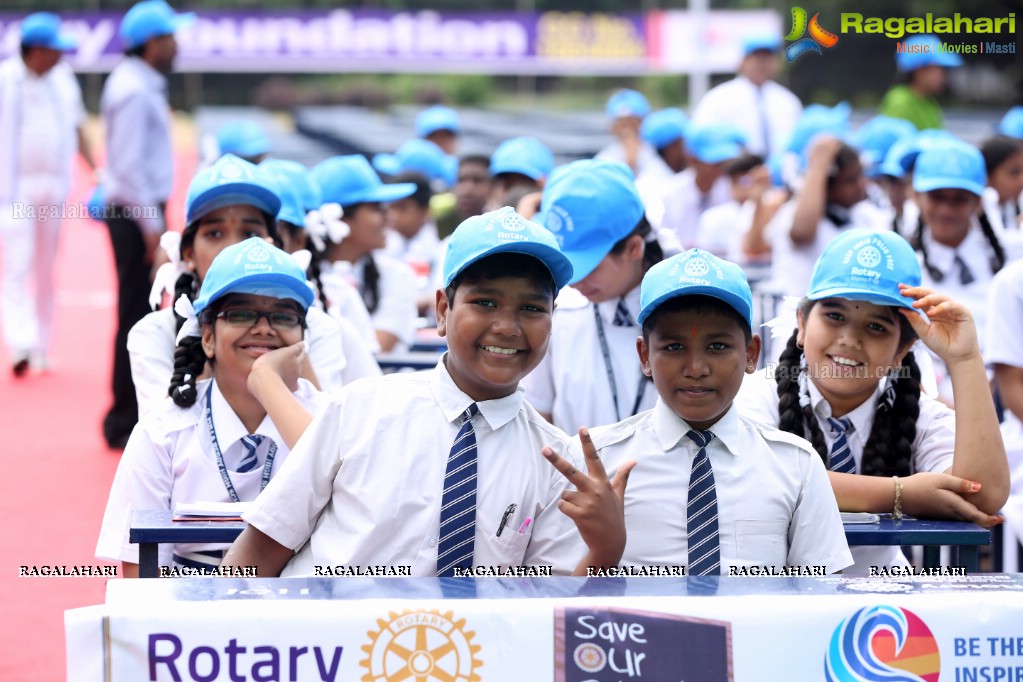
[0,13,98,375]
[97,237,330,576]
[221,207,633,577]
[736,229,1008,573]
[563,248,852,574]
[595,89,670,179]
[524,159,662,434]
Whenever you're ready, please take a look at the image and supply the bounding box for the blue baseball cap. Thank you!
[260,159,322,213]
[742,34,781,56]
[536,159,645,285]
[638,249,753,329]
[120,1,195,51]
[312,155,416,206]
[216,121,271,159]
[443,206,574,290]
[998,106,1023,140]
[415,105,460,138]
[913,139,986,197]
[878,129,959,178]
[20,13,77,52]
[686,123,745,164]
[606,89,651,119]
[807,228,921,310]
[784,103,852,156]
[896,35,963,72]
[853,116,917,173]
[193,238,314,315]
[269,178,307,227]
[185,154,281,227]
[489,137,555,181]
[640,108,689,150]
[373,139,457,188]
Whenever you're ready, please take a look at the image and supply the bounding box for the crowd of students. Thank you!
[4,7,1021,578]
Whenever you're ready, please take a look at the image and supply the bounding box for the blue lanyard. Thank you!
[204,386,276,503]
[593,303,649,422]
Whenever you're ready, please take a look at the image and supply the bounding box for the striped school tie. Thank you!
[612,299,634,327]
[437,403,479,577]
[237,434,263,473]
[686,429,721,576]
[954,254,975,285]
[826,417,856,474]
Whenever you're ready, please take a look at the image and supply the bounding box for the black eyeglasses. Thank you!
[215,309,305,330]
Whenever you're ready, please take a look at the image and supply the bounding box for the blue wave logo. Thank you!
[825,605,938,682]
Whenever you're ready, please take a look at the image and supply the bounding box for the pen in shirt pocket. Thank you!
[496,503,517,536]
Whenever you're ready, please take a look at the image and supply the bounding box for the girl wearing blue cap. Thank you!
[737,228,1008,573]
[128,155,366,419]
[979,135,1023,242]
[311,155,419,353]
[98,238,331,577]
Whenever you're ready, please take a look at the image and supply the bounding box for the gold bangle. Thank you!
[892,475,903,521]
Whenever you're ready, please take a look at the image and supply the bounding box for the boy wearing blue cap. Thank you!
[596,89,668,179]
[215,120,271,164]
[1,12,98,377]
[555,248,851,574]
[738,229,1007,573]
[879,35,962,131]
[223,207,632,576]
[98,238,331,577]
[416,105,460,155]
[488,136,554,210]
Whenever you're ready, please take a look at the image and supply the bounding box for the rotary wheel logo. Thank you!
[573,642,607,673]
[501,212,527,232]
[360,609,483,682]
[684,256,710,277]
[246,242,271,263]
[856,245,882,269]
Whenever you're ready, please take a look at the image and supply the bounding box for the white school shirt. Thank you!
[127,306,365,417]
[326,254,418,350]
[986,260,1023,453]
[0,57,84,205]
[695,199,754,262]
[317,268,381,354]
[595,140,671,179]
[650,169,733,250]
[736,368,956,572]
[244,359,587,576]
[766,199,890,298]
[523,285,656,433]
[690,76,803,157]
[100,56,174,233]
[576,400,852,573]
[96,378,329,567]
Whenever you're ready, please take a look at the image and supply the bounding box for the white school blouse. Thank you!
[650,168,733,251]
[523,285,656,434]
[577,400,852,573]
[736,369,956,572]
[95,378,329,567]
[244,359,587,576]
[127,306,374,417]
[986,260,1023,455]
[325,254,418,350]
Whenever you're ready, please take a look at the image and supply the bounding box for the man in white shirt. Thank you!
[100,1,193,448]
[0,13,97,376]
[691,35,803,158]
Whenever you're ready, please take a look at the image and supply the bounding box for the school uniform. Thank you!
[690,76,802,157]
[0,57,85,363]
[322,254,418,350]
[127,305,372,417]
[96,378,329,568]
[651,169,733,250]
[244,358,587,576]
[982,187,1023,262]
[524,285,656,434]
[317,268,381,354]
[736,369,956,573]
[384,221,441,308]
[986,260,1023,463]
[577,399,852,573]
[694,199,755,262]
[766,200,890,298]
[595,141,671,179]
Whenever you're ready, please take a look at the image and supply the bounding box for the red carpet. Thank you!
[0,149,195,681]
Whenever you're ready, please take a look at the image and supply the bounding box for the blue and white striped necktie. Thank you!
[437,404,479,577]
[686,429,721,576]
[826,417,856,474]
[237,434,264,473]
[612,299,634,327]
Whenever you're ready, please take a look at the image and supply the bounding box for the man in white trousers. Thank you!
[0,12,98,377]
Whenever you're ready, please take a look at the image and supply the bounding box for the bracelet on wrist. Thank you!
[892,475,903,521]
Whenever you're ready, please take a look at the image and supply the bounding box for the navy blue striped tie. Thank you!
[612,299,634,327]
[437,404,479,577]
[826,417,856,474]
[686,429,721,576]
[237,434,263,473]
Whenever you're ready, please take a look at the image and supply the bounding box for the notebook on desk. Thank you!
[172,501,251,522]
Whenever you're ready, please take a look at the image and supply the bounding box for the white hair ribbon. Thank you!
[304,202,349,251]
[761,295,802,340]
[797,351,812,410]
[173,294,201,344]
[290,249,312,272]
[149,231,188,310]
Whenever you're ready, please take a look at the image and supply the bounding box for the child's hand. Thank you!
[901,472,1004,527]
[543,428,636,567]
[248,342,307,393]
[898,285,980,365]
[807,135,844,166]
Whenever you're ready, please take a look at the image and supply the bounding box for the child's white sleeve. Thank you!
[786,453,854,574]
[985,264,1023,368]
[521,346,556,417]
[520,434,586,575]
[127,313,174,419]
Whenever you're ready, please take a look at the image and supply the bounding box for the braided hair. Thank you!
[774,299,921,476]
[913,213,1005,281]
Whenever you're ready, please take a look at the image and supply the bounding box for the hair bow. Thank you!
[173,294,201,344]
[149,231,188,310]
[304,203,349,251]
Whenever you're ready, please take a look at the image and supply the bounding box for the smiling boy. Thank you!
[558,249,852,574]
[222,207,631,576]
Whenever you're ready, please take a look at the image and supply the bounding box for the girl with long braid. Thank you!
[737,228,1008,573]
